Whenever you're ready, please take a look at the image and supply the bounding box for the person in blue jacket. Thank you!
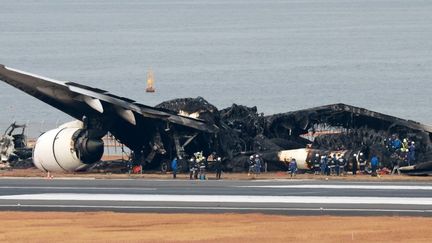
[320,155,327,175]
[171,157,178,179]
[392,136,402,151]
[370,155,379,177]
[289,158,298,177]
[408,142,416,165]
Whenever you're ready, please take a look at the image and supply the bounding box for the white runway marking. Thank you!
[0,186,156,191]
[238,185,432,190]
[2,193,432,205]
[0,177,96,180]
[0,204,431,213]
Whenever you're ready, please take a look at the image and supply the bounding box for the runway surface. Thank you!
[0,178,431,216]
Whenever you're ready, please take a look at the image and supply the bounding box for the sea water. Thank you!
[0,0,431,137]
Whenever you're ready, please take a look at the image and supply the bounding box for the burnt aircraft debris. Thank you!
[156,99,432,172]
[0,64,431,174]
[0,122,33,169]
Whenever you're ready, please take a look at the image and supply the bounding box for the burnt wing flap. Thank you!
[0,64,218,133]
[66,81,217,132]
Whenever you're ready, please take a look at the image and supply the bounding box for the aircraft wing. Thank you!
[0,64,218,134]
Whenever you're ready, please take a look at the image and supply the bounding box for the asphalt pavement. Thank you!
[0,177,431,216]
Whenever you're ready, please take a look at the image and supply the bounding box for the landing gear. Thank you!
[160,159,170,173]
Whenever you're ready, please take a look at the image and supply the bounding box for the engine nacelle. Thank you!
[33,121,104,172]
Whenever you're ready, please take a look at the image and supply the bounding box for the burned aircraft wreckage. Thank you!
[0,64,431,174]
[0,122,33,168]
[157,98,432,174]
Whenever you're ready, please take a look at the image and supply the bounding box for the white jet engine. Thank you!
[33,121,104,172]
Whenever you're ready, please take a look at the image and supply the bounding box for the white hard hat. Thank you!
[360,152,363,155]
[315,154,319,157]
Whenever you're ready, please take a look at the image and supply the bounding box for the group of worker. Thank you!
[310,152,382,177]
[248,154,264,177]
[166,134,416,179]
[173,152,222,180]
[310,153,348,176]
[385,135,416,168]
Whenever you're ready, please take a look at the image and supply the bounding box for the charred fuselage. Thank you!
[155,99,432,172]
